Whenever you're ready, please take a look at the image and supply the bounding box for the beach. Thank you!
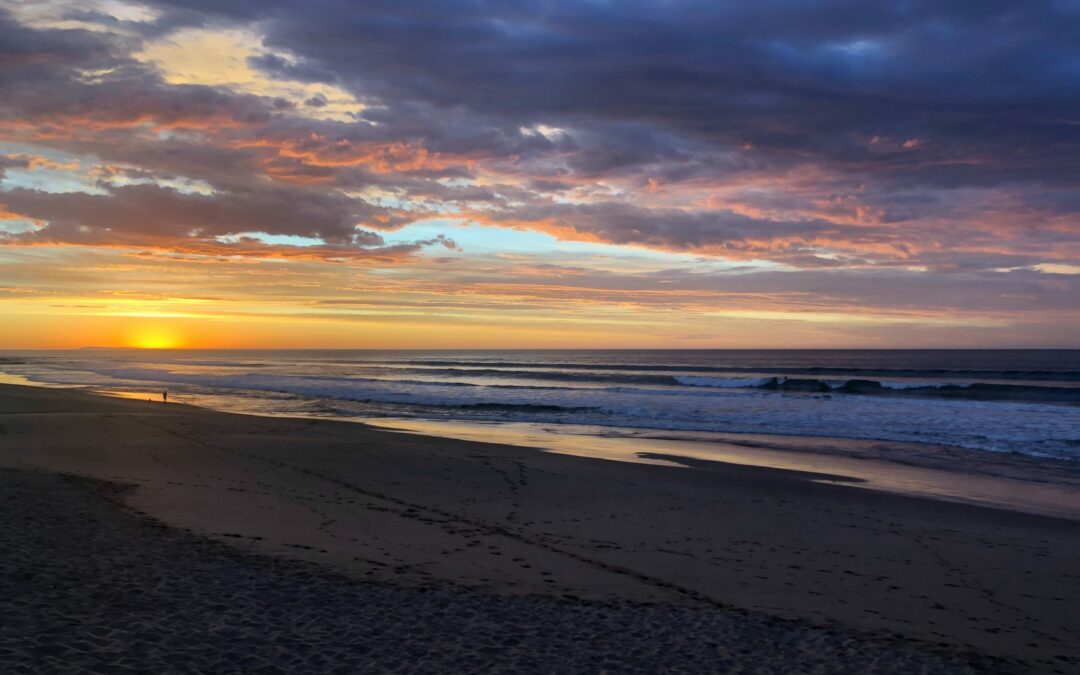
[1,383,1077,673]
[5,0,1079,671]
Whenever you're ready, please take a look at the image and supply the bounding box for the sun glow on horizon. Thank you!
[125,325,188,349]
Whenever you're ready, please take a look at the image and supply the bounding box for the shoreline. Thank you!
[23,376,1080,519]
[1,383,1078,672]
[360,416,1080,520]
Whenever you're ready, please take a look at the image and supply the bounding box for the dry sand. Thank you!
[1,383,1077,673]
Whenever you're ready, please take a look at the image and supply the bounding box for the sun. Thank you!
[125,325,187,349]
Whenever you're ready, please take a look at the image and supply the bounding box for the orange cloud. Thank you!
[230,135,473,174]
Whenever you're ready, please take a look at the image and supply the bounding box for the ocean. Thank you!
[1,349,1078,466]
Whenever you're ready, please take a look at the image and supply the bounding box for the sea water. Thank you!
[1,349,1078,463]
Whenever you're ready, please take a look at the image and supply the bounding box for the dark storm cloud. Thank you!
[0,183,394,244]
[141,0,1080,182]
[0,10,118,70]
[0,12,279,135]
[0,155,29,179]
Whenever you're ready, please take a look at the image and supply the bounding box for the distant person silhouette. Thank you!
[162,390,168,404]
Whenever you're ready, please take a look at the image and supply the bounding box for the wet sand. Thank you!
[361,417,1080,519]
[1,384,1077,673]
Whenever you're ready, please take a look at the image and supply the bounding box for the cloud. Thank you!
[0,181,455,261]
[0,0,1077,340]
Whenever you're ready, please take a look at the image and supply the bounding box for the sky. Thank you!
[0,0,1078,349]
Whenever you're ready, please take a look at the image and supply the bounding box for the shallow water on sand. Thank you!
[362,417,1080,520]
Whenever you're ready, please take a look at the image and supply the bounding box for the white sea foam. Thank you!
[878,380,969,390]
[675,376,776,388]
